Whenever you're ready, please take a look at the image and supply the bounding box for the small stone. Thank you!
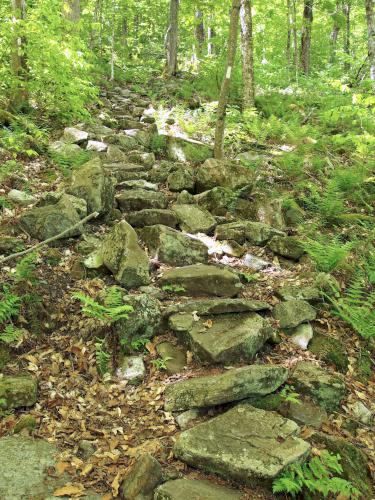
[175,409,202,430]
[167,166,195,192]
[0,375,37,410]
[119,180,158,191]
[126,209,178,228]
[156,342,187,374]
[8,189,36,206]
[87,140,108,152]
[290,323,314,349]
[120,453,163,500]
[172,204,217,234]
[78,440,96,459]
[196,159,253,192]
[0,236,24,255]
[268,235,304,260]
[273,300,316,329]
[63,127,88,144]
[308,332,348,372]
[117,356,145,386]
[155,478,243,500]
[13,415,37,434]
[242,253,271,270]
[117,189,168,211]
[351,401,373,425]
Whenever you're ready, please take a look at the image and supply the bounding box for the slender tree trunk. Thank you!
[287,0,292,66]
[343,2,351,70]
[11,0,28,110]
[365,0,375,80]
[214,0,241,159]
[63,0,80,22]
[330,1,340,64]
[195,10,205,58]
[240,0,255,110]
[300,0,314,75]
[292,0,298,72]
[166,0,179,76]
[207,18,215,56]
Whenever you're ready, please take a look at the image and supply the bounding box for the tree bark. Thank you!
[240,0,255,110]
[195,10,205,58]
[300,0,314,75]
[365,0,375,80]
[207,18,215,56]
[287,0,292,66]
[214,0,241,159]
[11,0,28,110]
[330,1,340,64]
[343,2,351,70]
[63,0,80,22]
[292,0,298,71]
[166,0,179,76]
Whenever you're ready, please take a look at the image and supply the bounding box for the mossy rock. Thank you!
[355,349,373,382]
[0,345,11,372]
[309,333,348,373]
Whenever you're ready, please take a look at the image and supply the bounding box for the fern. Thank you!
[0,325,24,344]
[73,286,133,325]
[14,253,38,283]
[273,451,360,499]
[95,337,111,374]
[330,256,375,339]
[303,237,351,272]
[0,289,21,324]
[50,149,92,177]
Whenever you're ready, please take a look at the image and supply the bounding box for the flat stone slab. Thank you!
[154,478,243,499]
[159,264,242,297]
[164,365,289,411]
[172,204,217,234]
[273,300,316,329]
[126,209,178,228]
[169,312,273,364]
[117,189,168,211]
[164,298,271,317]
[139,225,208,266]
[174,405,310,485]
[215,221,284,245]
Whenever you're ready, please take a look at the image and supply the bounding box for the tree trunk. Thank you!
[214,0,241,159]
[195,10,205,58]
[343,2,351,70]
[330,1,340,64]
[11,0,28,110]
[240,0,255,110]
[365,0,374,80]
[292,0,298,71]
[166,0,179,76]
[287,0,292,66]
[63,0,80,22]
[300,0,314,75]
[207,18,215,56]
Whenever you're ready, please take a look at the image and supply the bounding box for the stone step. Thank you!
[164,364,288,411]
[126,209,178,228]
[173,404,310,485]
[117,189,169,211]
[154,479,243,499]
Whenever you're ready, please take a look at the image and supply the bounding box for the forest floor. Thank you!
[0,78,374,499]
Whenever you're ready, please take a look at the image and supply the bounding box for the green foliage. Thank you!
[122,337,150,351]
[330,254,375,339]
[0,288,21,324]
[73,286,133,325]
[151,357,171,371]
[0,324,24,345]
[14,253,39,283]
[49,149,93,177]
[302,237,352,272]
[279,385,301,405]
[150,134,167,154]
[94,337,111,375]
[273,451,360,499]
[161,284,186,294]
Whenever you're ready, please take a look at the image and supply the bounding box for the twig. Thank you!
[0,211,99,265]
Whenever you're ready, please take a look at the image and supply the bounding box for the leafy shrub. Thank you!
[273,451,360,498]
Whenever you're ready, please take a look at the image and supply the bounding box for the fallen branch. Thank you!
[0,211,99,265]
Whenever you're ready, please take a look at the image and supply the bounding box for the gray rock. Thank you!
[175,190,195,205]
[48,140,82,158]
[169,312,273,364]
[63,127,88,144]
[172,204,217,234]
[119,180,158,191]
[87,140,108,152]
[159,264,242,297]
[276,284,321,302]
[195,187,235,216]
[0,236,24,255]
[273,300,316,329]
[164,298,271,317]
[117,189,168,211]
[215,221,284,245]
[156,342,187,374]
[139,225,208,266]
[268,235,304,260]
[290,323,314,349]
[127,151,155,168]
[167,165,195,192]
[116,293,161,343]
[67,157,115,215]
[175,409,202,430]
[196,159,253,193]
[154,479,243,499]
[120,453,163,500]
[126,209,178,228]
[246,195,285,230]
[101,221,150,288]
[290,361,346,412]
[173,405,310,484]
[0,375,37,410]
[242,254,271,271]
[166,136,213,163]
[106,144,127,162]
[8,189,36,206]
[125,128,154,148]
[117,356,145,385]
[164,365,289,411]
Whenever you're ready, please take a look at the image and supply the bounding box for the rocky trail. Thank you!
[0,85,374,500]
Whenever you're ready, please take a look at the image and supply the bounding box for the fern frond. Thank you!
[0,289,21,324]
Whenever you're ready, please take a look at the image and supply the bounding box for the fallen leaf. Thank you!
[53,484,85,497]
[55,461,70,475]
[111,472,121,497]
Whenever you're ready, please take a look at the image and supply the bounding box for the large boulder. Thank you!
[246,195,285,230]
[154,479,243,500]
[116,293,161,344]
[268,235,304,260]
[169,312,273,364]
[63,127,88,144]
[101,221,150,288]
[215,221,284,245]
[195,159,253,193]
[164,365,289,411]
[166,135,213,163]
[67,157,115,215]
[290,361,346,412]
[139,225,208,266]
[167,165,195,192]
[19,193,87,240]
[117,189,168,211]
[120,453,163,500]
[195,187,235,216]
[173,405,310,485]
[0,375,37,410]
[159,264,242,297]
[172,204,216,234]
[273,300,316,329]
[126,209,178,228]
